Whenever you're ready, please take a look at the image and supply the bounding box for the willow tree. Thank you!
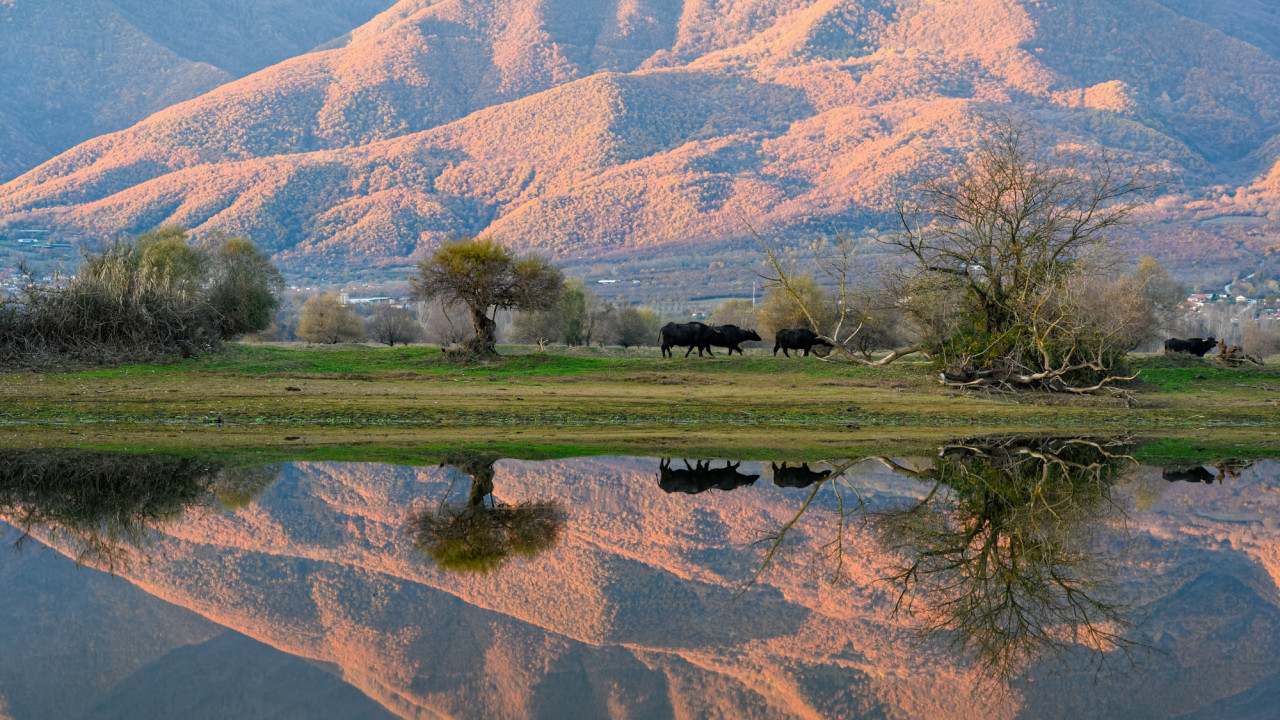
[411,237,563,356]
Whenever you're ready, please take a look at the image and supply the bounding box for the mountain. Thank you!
[0,0,395,181]
[1,0,1278,275]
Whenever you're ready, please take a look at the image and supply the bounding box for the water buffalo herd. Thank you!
[659,322,761,357]
[657,327,1234,360]
[657,459,833,494]
[659,321,833,359]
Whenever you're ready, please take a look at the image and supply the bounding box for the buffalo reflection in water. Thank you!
[1161,459,1253,484]
[770,462,833,488]
[657,459,759,494]
[409,451,564,574]
[0,449,279,571]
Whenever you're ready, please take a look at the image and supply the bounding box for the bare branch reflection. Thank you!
[742,438,1149,685]
[874,438,1142,685]
[742,458,868,594]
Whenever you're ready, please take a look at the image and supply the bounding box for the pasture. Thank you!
[2,342,1279,459]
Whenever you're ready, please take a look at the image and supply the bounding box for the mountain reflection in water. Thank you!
[0,446,1277,719]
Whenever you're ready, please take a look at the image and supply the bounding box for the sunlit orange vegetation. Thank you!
[1,0,1278,271]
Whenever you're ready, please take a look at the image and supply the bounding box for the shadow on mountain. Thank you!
[409,450,564,574]
[79,630,399,720]
[0,449,280,571]
[1021,561,1280,720]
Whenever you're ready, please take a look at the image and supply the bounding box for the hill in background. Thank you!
[1,0,1278,283]
[0,0,395,181]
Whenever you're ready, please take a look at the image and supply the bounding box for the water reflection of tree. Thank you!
[409,451,564,574]
[0,450,279,571]
[874,437,1141,685]
[746,438,1145,685]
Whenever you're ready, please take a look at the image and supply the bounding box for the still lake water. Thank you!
[1,442,1278,719]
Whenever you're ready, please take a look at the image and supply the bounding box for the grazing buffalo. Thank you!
[1164,337,1217,356]
[1162,466,1216,484]
[773,328,834,357]
[710,325,762,355]
[771,462,833,488]
[658,459,759,494]
[660,322,724,358]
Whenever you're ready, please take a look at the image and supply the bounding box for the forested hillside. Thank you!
[2,0,1278,277]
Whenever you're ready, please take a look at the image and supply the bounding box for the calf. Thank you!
[773,328,834,357]
[660,322,724,358]
[1163,336,1217,356]
[710,325,762,355]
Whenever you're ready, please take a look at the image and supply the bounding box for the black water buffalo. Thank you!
[771,462,833,488]
[773,328,834,357]
[1162,466,1216,484]
[710,325,762,355]
[658,459,760,494]
[1164,336,1217,356]
[661,322,724,358]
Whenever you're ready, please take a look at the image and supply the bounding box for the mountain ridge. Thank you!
[2,0,1278,274]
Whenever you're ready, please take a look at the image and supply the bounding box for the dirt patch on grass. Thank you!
[287,373,377,381]
[622,373,717,385]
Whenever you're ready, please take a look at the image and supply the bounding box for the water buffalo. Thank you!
[710,325,762,355]
[773,328,834,357]
[771,462,833,488]
[1164,337,1217,356]
[661,322,724,358]
[658,459,760,494]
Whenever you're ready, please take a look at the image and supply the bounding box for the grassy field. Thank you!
[2,343,1278,460]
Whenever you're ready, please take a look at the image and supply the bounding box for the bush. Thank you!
[297,293,365,344]
[0,227,282,368]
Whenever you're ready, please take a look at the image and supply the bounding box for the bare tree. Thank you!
[887,119,1161,392]
[366,304,421,347]
[584,299,618,346]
